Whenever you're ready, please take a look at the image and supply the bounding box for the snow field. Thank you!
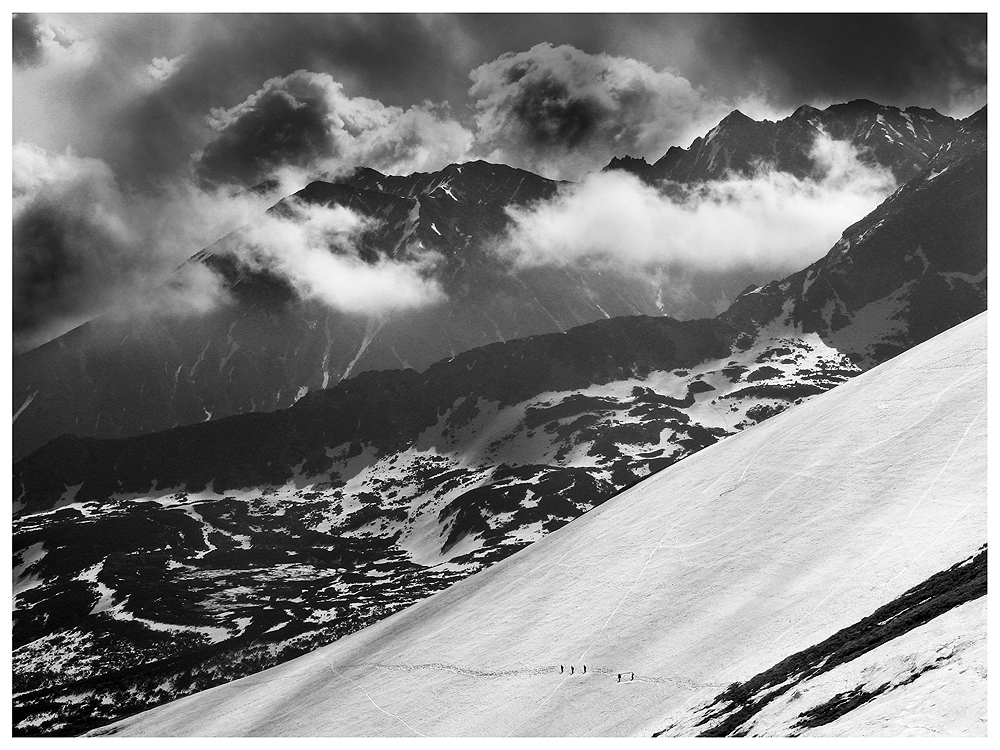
[101,312,985,737]
[725,597,987,737]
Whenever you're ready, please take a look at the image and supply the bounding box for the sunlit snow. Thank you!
[97,313,985,738]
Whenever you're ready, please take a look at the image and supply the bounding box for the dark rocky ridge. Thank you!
[720,105,986,365]
[607,100,962,186]
[14,316,736,513]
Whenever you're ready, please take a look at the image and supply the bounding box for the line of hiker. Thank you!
[555,665,635,681]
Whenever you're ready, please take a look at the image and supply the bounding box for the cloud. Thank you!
[146,54,187,83]
[498,133,896,274]
[226,199,445,316]
[12,13,90,68]
[94,260,231,331]
[691,15,987,118]
[11,15,986,348]
[13,14,987,192]
[12,143,268,354]
[946,39,987,117]
[469,43,728,180]
[12,139,444,355]
[962,38,987,71]
[12,15,476,189]
[195,70,473,187]
[12,13,44,66]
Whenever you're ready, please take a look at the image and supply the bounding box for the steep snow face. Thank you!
[671,593,987,737]
[14,311,871,736]
[98,312,985,737]
[13,320,861,734]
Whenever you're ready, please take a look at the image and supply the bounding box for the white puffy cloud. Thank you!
[469,43,729,180]
[196,70,474,187]
[12,140,446,354]
[228,199,445,316]
[498,133,897,273]
[146,54,187,83]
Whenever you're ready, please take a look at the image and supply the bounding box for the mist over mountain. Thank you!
[607,99,962,185]
[11,104,978,462]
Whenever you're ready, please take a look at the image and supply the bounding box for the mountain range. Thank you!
[607,98,960,185]
[11,100,981,462]
[11,101,987,736]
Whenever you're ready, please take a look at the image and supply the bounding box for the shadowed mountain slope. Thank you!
[12,104,975,461]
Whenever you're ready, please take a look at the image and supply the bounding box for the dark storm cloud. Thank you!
[12,12,81,68]
[11,148,155,351]
[14,14,473,187]
[12,144,267,354]
[469,43,725,180]
[452,13,987,117]
[11,13,987,352]
[124,13,469,183]
[16,13,987,188]
[196,72,340,186]
[12,13,44,66]
[195,70,472,187]
[692,14,987,115]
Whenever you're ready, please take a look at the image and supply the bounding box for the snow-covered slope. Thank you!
[97,311,986,737]
[11,318,862,735]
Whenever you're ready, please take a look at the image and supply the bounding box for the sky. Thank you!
[10,12,989,353]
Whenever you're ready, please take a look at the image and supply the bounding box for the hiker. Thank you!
[617,673,621,683]
[583,665,586,674]
[570,666,574,675]
[560,665,564,674]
